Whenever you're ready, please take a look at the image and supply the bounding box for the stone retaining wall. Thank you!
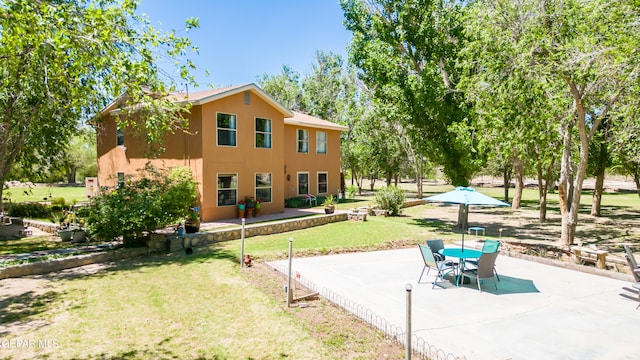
[0,248,148,279]
[1,213,347,279]
[170,212,348,248]
[23,219,59,234]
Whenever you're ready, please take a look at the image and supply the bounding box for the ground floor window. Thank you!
[297,172,309,195]
[217,174,237,206]
[255,173,272,203]
[116,172,125,189]
[317,172,328,194]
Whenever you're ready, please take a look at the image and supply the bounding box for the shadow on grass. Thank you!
[0,289,63,336]
[66,342,215,360]
[0,246,238,333]
[56,246,239,282]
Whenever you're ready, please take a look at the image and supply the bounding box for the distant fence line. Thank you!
[268,262,465,360]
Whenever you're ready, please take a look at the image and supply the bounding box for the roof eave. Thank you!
[284,118,349,131]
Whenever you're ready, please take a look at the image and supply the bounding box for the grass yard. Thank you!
[2,250,335,360]
[0,236,70,256]
[2,180,639,359]
[3,185,86,205]
[219,209,435,260]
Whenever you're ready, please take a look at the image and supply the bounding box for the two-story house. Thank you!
[95,83,347,222]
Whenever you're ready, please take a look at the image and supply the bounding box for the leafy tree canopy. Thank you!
[0,0,200,205]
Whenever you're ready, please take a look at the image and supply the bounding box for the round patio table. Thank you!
[440,248,483,286]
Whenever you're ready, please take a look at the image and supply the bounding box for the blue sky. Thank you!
[137,1,353,91]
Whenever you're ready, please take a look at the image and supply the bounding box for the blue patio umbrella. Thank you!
[423,186,510,249]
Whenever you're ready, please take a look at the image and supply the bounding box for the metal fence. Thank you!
[269,262,465,360]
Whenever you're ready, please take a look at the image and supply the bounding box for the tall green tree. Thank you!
[57,128,97,183]
[302,51,346,122]
[459,1,563,221]
[341,0,476,186]
[462,0,639,245]
[256,65,305,111]
[0,0,199,209]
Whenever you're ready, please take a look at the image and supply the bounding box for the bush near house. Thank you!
[7,202,51,218]
[374,186,405,216]
[82,164,198,247]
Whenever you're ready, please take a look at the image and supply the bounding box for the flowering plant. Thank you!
[238,200,246,205]
[256,198,263,204]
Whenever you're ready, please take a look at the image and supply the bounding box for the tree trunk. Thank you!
[512,159,524,209]
[537,159,554,223]
[561,88,592,246]
[558,119,574,245]
[66,165,77,184]
[590,134,609,216]
[502,167,511,202]
[415,160,423,199]
[635,170,640,199]
[457,204,468,229]
[537,164,547,222]
[591,171,604,216]
[386,172,392,186]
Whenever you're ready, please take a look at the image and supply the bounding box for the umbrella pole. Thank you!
[461,232,465,251]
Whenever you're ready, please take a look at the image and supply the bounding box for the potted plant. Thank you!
[238,200,246,218]
[254,198,262,216]
[323,195,336,214]
[244,196,255,217]
[184,207,200,233]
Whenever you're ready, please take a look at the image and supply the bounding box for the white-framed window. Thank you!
[317,172,328,194]
[316,131,327,154]
[255,173,272,203]
[116,128,124,146]
[217,113,237,146]
[297,129,308,153]
[255,118,272,149]
[217,173,237,206]
[297,172,309,195]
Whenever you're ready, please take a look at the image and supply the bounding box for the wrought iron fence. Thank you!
[269,262,465,360]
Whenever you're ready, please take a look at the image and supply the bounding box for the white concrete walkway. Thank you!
[270,246,640,360]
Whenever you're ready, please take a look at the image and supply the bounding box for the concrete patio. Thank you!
[269,244,640,359]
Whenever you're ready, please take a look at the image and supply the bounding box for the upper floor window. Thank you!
[116,128,124,146]
[217,113,237,146]
[217,174,237,206]
[255,118,272,149]
[255,173,272,203]
[316,131,327,154]
[297,129,308,153]
[317,172,328,194]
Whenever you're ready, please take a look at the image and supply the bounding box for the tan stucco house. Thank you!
[95,83,347,221]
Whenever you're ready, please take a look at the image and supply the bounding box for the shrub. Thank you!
[50,197,68,211]
[83,164,198,247]
[374,186,405,216]
[8,202,51,218]
[346,185,358,198]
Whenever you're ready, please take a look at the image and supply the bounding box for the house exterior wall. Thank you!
[198,91,286,221]
[96,107,203,195]
[96,87,344,222]
[283,125,342,200]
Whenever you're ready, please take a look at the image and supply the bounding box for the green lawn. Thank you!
[2,250,330,359]
[2,181,639,359]
[3,185,87,205]
[0,236,71,256]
